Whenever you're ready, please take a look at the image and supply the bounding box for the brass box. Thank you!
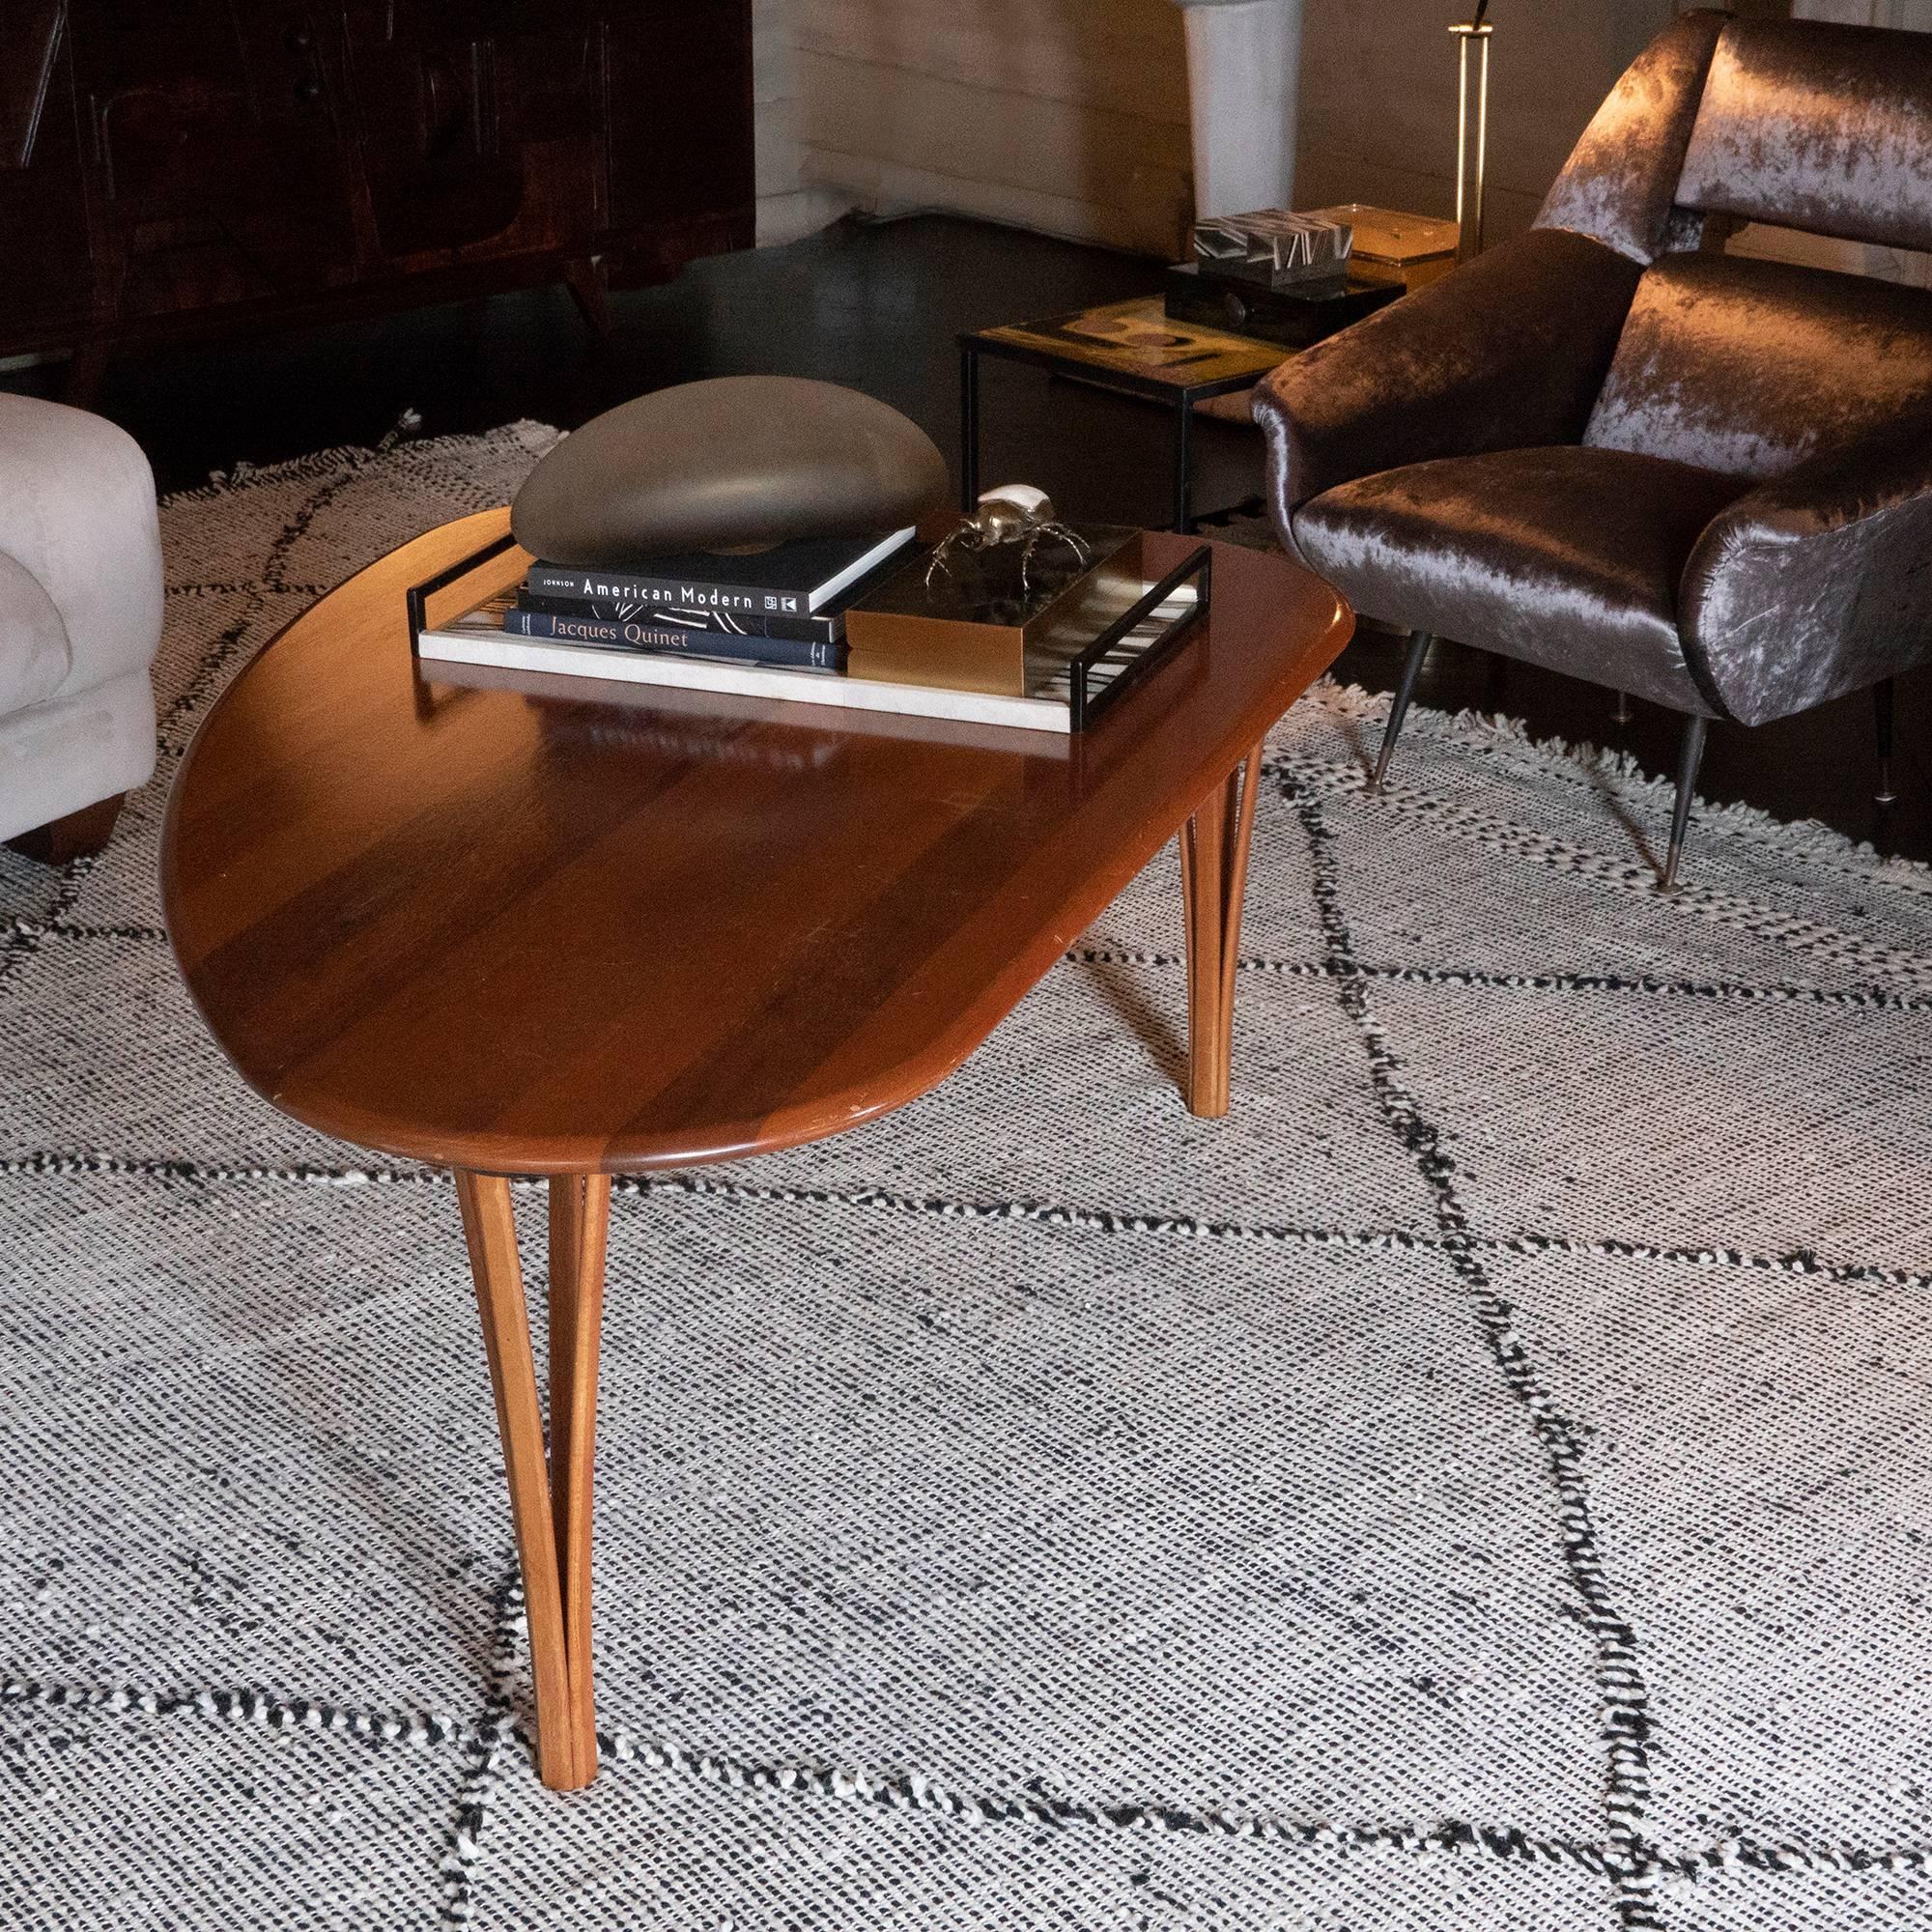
[1304,204,1460,289]
[844,526,1153,696]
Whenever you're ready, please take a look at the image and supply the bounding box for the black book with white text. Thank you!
[518,590,845,647]
[502,603,844,671]
[525,526,915,619]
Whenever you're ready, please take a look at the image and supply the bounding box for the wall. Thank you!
[1291,1,1681,243]
[781,0,1194,257]
[758,3,1885,263]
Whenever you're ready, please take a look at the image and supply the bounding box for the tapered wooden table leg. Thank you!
[1179,740,1264,1118]
[547,1173,608,1785]
[455,1169,610,1791]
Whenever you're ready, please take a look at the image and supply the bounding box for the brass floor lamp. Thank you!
[1450,1,1494,260]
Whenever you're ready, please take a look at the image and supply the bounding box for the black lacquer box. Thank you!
[1163,263,1400,351]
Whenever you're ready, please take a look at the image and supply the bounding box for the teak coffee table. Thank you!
[161,508,1351,1791]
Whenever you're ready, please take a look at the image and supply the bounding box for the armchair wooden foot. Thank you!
[8,793,126,866]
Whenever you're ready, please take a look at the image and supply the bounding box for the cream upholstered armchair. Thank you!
[0,394,162,862]
[1254,12,1932,890]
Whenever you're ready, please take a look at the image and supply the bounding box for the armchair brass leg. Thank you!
[1661,713,1709,895]
[1611,690,1634,726]
[1875,677,1899,806]
[1372,632,1434,790]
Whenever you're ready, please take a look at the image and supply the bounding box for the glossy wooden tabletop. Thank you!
[162,509,1350,1175]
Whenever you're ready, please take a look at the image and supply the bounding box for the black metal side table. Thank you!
[959,297,1289,533]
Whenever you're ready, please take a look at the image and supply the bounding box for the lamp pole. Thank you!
[1448,1,1494,259]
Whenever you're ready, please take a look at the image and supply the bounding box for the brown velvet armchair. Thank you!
[1254,12,1932,889]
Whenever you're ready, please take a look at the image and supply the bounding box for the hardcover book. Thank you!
[525,526,914,618]
[518,538,913,645]
[518,592,837,644]
[504,603,843,672]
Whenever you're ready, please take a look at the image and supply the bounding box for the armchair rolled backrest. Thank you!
[1541,16,1932,486]
[1673,22,1932,259]
[1537,14,1932,268]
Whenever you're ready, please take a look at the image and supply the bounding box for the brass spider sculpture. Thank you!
[924,492,1092,596]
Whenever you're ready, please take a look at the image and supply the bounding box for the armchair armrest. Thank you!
[1252,228,1643,562]
[1681,423,1932,727]
[0,394,161,698]
[0,550,71,715]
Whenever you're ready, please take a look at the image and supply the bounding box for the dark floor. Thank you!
[11,212,1926,863]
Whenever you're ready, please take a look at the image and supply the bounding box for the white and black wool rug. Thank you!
[2,424,1930,1931]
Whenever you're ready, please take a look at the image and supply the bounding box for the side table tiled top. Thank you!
[959,297,1289,533]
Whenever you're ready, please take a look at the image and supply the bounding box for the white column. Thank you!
[1170,0,1306,221]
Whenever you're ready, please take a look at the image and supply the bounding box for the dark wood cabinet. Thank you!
[0,2,754,369]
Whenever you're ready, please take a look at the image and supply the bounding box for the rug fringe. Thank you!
[1293,677,1932,896]
[165,418,559,509]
